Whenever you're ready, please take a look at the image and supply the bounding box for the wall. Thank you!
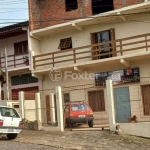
[34,20,150,70]
[29,0,144,30]
[41,58,150,123]
[114,0,144,9]
[24,100,36,121]
[120,122,150,138]
[29,0,92,30]
[0,34,29,70]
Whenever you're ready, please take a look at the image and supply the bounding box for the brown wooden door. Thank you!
[54,95,57,122]
[1,91,4,100]
[141,85,150,115]
[88,90,105,112]
[45,95,51,124]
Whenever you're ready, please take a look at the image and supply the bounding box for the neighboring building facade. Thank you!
[28,1,150,124]
[0,21,42,101]
[28,0,145,30]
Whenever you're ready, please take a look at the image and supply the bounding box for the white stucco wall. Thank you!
[33,20,150,69]
[24,100,36,121]
[0,34,29,70]
[40,21,150,54]
[120,122,150,138]
[41,58,150,123]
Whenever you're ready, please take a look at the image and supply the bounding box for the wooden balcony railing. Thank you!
[0,53,29,69]
[33,33,150,70]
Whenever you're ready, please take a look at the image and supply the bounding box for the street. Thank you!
[0,139,63,150]
[8,129,150,150]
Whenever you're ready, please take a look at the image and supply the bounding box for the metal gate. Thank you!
[114,87,131,123]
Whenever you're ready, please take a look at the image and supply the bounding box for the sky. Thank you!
[0,0,28,27]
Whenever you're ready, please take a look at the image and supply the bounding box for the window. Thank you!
[71,104,79,111]
[84,104,90,110]
[92,0,114,15]
[91,29,115,60]
[65,0,78,11]
[88,90,105,112]
[141,84,150,115]
[71,104,86,111]
[58,37,72,50]
[11,74,38,86]
[14,40,28,55]
[64,93,70,103]
[0,107,20,118]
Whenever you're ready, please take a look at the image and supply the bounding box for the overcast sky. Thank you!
[0,0,28,27]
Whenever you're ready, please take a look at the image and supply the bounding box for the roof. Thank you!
[0,21,29,33]
[0,21,29,39]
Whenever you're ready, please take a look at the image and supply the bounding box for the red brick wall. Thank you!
[29,0,144,31]
[29,0,92,31]
[114,0,144,9]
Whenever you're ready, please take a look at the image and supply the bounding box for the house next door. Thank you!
[114,87,131,123]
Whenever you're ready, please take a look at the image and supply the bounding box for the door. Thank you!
[45,95,51,124]
[114,87,131,123]
[54,95,57,122]
[97,31,112,59]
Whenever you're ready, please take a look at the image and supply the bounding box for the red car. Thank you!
[64,101,94,127]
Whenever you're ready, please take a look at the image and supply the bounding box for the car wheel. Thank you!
[88,120,93,127]
[66,119,72,128]
[7,133,18,140]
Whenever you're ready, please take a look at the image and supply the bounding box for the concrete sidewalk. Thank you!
[14,129,150,150]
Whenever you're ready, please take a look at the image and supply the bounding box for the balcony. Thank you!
[1,53,30,73]
[33,33,150,72]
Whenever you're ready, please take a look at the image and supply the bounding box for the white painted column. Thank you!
[55,86,64,132]
[19,91,25,119]
[35,93,42,122]
[50,93,56,124]
[106,80,116,131]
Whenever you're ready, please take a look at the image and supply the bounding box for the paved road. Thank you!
[14,130,150,150]
[0,140,63,150]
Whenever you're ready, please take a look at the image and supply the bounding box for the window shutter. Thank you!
[11,76,20,86]
[91,33,98,60]
[14,40,28,55]
[20,74,29,84]
[58,37,72,50]
[29,75,38,83]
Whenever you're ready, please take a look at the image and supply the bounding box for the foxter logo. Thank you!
[49,69,62,81]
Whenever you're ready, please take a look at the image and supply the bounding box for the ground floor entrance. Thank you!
[114,87,131,123]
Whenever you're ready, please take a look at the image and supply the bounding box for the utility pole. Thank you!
[4,47,9,100]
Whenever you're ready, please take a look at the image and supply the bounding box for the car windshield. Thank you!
[71,104,86,111]
[0,107,20,118]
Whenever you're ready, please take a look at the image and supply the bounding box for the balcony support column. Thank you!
[74,66,84,73]
[120,58,130,67]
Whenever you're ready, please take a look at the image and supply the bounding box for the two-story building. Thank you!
[28,0,150,124]
[0,21,42,104]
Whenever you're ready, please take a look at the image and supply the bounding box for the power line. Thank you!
[0,1,149,14]
[0,9,28,14]
[0,11,150,20]
[0,0,27,5]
